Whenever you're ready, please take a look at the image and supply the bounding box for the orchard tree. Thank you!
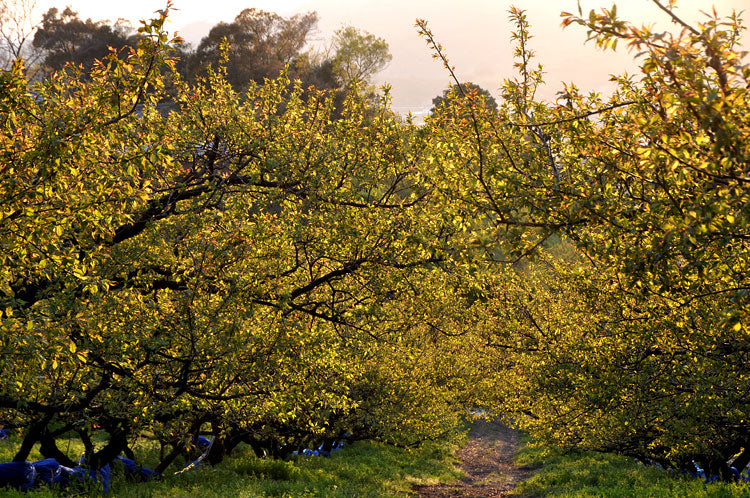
[420,1,750,480]
[539,2,750,477]
[0,2,488,473]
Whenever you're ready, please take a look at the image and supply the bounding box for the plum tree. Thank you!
[420,2,750,479]
[0,4,486,471]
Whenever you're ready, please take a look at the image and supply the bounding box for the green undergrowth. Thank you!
[514,436,750,498]
[0,431,465,497]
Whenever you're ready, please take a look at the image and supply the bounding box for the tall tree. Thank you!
[191,8,318,91]
[331,25,391,88]
[32,7,137,75]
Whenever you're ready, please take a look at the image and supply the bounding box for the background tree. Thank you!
[330,25,391,88]
[430,81,498,114]
[190,8,318,91]
[32,7,138,75]
[288,49,339,92]
[0,0,42,72]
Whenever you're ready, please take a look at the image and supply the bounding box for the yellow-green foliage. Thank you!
[1,0,749,486]
[0,4,485,471]
[419,3,750,474]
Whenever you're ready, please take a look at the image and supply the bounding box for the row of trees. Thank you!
[0,3,489,471]
[1,1,493,115]
[0,0,747,484]
[1,2,392,94]
[418,3,749,479]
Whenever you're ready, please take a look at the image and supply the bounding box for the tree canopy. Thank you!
[32,7,138,75]
[419,2,750,480]
[430,81,498,114]
[190,8,320,91]
[1,0,749,487]
[331,25,392,88]
[0,4,486,472]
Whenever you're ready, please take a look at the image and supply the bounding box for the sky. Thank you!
[34,0,749,117]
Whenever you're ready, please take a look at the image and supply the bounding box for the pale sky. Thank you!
[34,0,749,115]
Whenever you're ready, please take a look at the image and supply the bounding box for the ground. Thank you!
[414,419,538,497]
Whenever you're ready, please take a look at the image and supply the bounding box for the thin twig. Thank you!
[651,0,700,35]
[511,101,638,127]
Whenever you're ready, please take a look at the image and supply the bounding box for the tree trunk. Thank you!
[13,421,44,462]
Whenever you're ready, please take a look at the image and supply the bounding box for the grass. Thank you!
[513,436,750,498]
[0,430,465,497]
[13,422,749,497]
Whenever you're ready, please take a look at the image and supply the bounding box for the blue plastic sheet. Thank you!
[730,466,741,479]
[1,457,113,492]
[678,462,750,483]
[32,458,68,485]
[75,456,111,493]
[0,461,35,490]
[193,436,211,449]
[294,438,346,457]
[116,456,158,481]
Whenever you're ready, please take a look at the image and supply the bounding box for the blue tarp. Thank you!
[74,462,111,493]
[295,438,346,457]
[0,456,121,493]
[193,436,211,449]
[116,456,158,481]
[0,461,35,491]
[32,458,72,485]
[681,462,750,483]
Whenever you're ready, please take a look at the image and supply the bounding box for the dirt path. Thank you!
[414,419,537,497]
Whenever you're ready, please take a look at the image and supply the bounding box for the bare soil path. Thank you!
[414,419,538,497]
